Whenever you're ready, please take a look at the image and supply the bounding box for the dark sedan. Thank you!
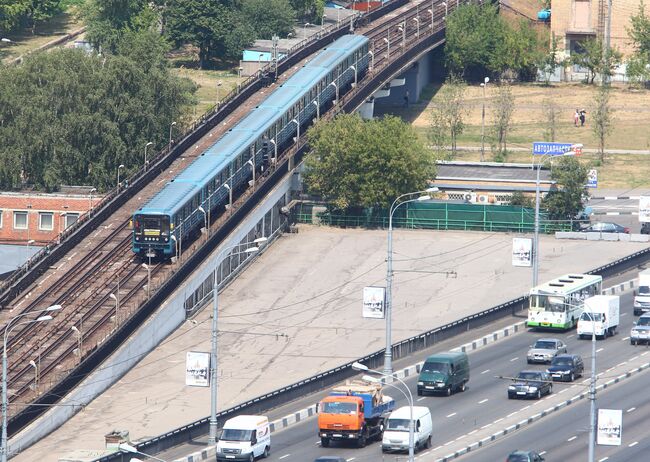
[546,354,584,382]
[582,222,630,233]
[507,371,552,399]
[507,450,545,462]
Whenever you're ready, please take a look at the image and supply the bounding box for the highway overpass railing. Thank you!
[94,245,650,461]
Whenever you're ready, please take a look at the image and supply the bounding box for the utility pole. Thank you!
[603,0,613,85]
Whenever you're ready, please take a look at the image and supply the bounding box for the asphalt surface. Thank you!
[587,188,650,232]
[256,292,645,462]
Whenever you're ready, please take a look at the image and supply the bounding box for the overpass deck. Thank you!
[14,226,648,461]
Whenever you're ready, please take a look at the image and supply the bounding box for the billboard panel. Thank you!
[597,408,622,446]
[639,196,650,223]
[363,286,385,319]
[186,351,210,387]
[512,238,533,267]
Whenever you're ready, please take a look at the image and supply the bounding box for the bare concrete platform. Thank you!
[13,226,649,461]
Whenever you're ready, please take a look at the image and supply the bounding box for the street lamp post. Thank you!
[141,263,151,298]
[71,325,82,362]
[303,23,311,40]
[216,80,222,105]
[532,152,575,287]
[353,362,415,462]
[117,164,125,190]
[88,188,96,216]
[237,66,243,91]
[28,360,38,393]
[398,23,406,51]
[223,183,232,211]
[169,121,177,146]
[144,141,153,168]
[413,17,420,38]
[442,1,448,20]
[118,443,168,462]
[383,36,390,60]
[384,188,438,376]
[109,292,119,324]
[208,238,268,444]
[2,305,62,462]
[480,77,489,162]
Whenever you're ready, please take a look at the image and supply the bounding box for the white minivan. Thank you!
[381,406,433,453]
[216,415,270,461]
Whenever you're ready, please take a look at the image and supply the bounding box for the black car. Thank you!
[642,222,650,235]
[546,354,584,382]
[506,450,545,462]
[507,370,552,399]
[582,222,630,233]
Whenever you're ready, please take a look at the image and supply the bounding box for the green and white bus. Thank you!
[528,274,603,330]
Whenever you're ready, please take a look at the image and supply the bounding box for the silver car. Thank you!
[526,338,567,364]
[630,314,650,345]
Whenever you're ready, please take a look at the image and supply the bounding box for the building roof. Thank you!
[436,161,552,182]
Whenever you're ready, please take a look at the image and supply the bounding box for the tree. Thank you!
[626,1,650,86]
[429,76,467,157]
[543,98,559,142]
[537,32,563,85]
[495,19,544,81]
[490,83,515,161]
[542,157,589,222]
[509,191,533,208]
[243,0,296,40]
[303,114,436,210]
[570,38,622,84]
[24,0,61,34]
[591,85,613,164]
[82,0,154,53]
[289,0,323,22]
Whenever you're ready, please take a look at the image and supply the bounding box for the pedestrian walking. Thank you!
[574,109,580,127]
[404,89,409,108]
[579,109,586,127]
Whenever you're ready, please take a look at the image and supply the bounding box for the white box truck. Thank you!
[216,415,270,461]
[634,269,650,315]
[577,295,620,339]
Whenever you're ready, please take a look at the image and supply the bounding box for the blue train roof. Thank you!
[305,48,345,70]
[138,181,199,215]
[324,34,368,52]
[235,106,280,132]
[204,128,253,158]
[174,155,222,184]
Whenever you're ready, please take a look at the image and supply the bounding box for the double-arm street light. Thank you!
[384,187,438,376]
[353,362,415,462]
[169,121,177,146]
[532,151,576,287]
[144,141,153,168]
[480,77,489,162]
[117,164,125,190]
[118,443,168,462]
[2,304,62,462]
[208,237,268,444]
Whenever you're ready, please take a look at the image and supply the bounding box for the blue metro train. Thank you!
[132,34,370,259]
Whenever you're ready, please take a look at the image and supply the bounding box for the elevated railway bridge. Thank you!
[0,0,472,457]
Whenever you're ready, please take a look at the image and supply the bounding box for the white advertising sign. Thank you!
[363,286,386,319]
[597,408,622,446]
[185,351,210,387]
[639,196,650,223]
[512,237,533,267]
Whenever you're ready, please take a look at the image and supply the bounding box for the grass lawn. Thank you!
[170,67,243,120]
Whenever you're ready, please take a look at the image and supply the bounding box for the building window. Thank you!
[39,212,54,231]
[65,213,79,229]
[14,211,28,229]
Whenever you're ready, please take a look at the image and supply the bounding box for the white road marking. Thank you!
[478,398,489,404]
[630,356,639,361]
[481,369,490,374]
[620,312,628,317]
[596,347,605,353]
[507,411,519,417]
[642,352,649,356]
[566,334,575,339]
[568,436,577,442]
[539,451,547,456]
[279,455,291,460]
[521,405,530,411]
[346,458,355,461]
[417,397,426,402]
[629,441,639,447]
[599,457,609,462]
[467,429,478,436]
[510,357,519,362]
[481,423,492,429]
[493,418,503,424]
[558,388,568,394]
[433,446,444,451]
[446,412,457,418]
[622,336,630,341]
[627,407,636,412]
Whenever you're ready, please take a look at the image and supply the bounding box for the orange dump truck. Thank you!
[317,380,395,448]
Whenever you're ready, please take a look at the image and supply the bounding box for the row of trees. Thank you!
[0,30,196,191]
[0,0,68,34]
[82,0,324,68]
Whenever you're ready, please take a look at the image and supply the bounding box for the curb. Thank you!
[172,279,637,462]
[591,196,642,201]
[435,358,650,462]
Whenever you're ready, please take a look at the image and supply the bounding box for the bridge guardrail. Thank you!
[94,245,650,461]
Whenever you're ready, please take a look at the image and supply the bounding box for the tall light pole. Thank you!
[532,151,575,287]
[198,205,208,235]
[303,22,311,40]
[353,362,415,462]
[208,238,268,444]
[2,305,62,462]
[109,292,119,324]
[237,66,243,91]
[384,187,438,375]
[71,325,82,362]
[88,188,96,216]
[141,263,151,298]
[480,77,489,162]
[246,159,256,186]
[442,1,448,20]
[586,302,597,462]
[117,164,125,190]
[28,360,38,393]
[413,17,420,38]
[144,141,153,168]
[169,121,177,146]
[216,80,222,105]
[383,36,390,60]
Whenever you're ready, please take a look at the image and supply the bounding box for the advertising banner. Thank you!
[597,408,622,446]
[363,286,386,319]
[639,196,650,223]
[512,238,533,267]
[185,351,210,387]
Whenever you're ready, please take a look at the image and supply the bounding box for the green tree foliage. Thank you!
[290,0,324,22]
[242,0,296,40]
[0,0,28,31]
[490,83,515,161]
[509,191,533,208]
[542,157,589,221]
[164,0,255,68]
[303,114,436,210]
[495,19,544,81]
[591,85,613,164]
[570,38,622,84]
[626,1,650,85]
[0,32,196,191]
[429,76,467,157]
[0,0,65,34]
[537,32,563,85]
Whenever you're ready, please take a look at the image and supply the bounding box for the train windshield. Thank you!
[135,215,169,236]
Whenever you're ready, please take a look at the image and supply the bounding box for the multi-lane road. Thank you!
[261,291,649,462]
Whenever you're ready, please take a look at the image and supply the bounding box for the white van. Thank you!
[381,406,432,453]
[634,269,650,316]
[216,415,270,461]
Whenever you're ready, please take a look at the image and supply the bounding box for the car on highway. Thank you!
[506,450,545,461]
[546,353,584,382]
[508,370,552,399]
[630,313,650,345]
[581,222,630,233]
[641,222,650,235]
[526,338,567,364]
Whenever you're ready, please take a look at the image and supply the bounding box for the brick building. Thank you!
[0,188,99,246]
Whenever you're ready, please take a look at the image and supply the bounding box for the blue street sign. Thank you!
[587,169,598,188]
[532,142,574,155]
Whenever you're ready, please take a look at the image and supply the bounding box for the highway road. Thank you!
[261,291,645,462]
[459,367,650,462]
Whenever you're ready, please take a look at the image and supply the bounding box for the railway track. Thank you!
[0,0,453,441]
